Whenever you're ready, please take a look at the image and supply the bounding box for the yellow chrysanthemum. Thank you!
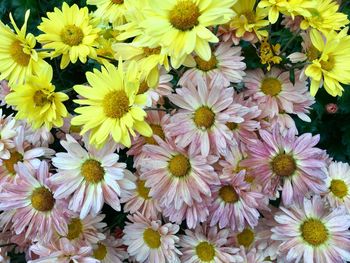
[140,0,236,68]
[71,61,152,148]
[305,28,350,97]
[0,10,48,85]
[37,3,100,69]
[87,0,127,26]
[5,66,68,130]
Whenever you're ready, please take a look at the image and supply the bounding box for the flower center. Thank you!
[168,154,191,178]
[69,125,82,133]
[143,47,161,56]
[243,11,256,24]
[31,187,55,212]
[320,56,335,71]
[103,90,130,119]
[237,228,255,248]
[307,45,320,61]
[67,218,83,240]
[261,77,282,96]
[330,179,348,198]
[194,54,218,72]
[93,243,107,260]
[226,122,238,131]
[219,185,239,203]
[136,180,151,200]
[9,40,30,66]
[33,90,50,107]
[112,0,124,3]
[143,228,161,249]
[3,151,23,174]
[194,106,215,129]
[244,174,255,183]
[61,25,84,46]
[144,124,165,145]
[169,0,200,31]
[81,159,105,183]
[300,219,328,246]
[195,241,215,262]
[137,81,150,95]
[271,154,297,177]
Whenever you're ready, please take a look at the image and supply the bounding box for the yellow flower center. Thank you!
[226,122,238,131]
[3,151,23,174]
[237,228,255,248]
[307,45,320,61]
[169,1,200,31]
[9,40,31,66]
[69,125,82,133]
[194,54,218,72]
[136,180,151,200]
[168,154,191,178]
[243,11,256,24]
[261,77,282,96]
[93,243,107,260]
[33,90,50,107]
[144,124,165,145]
[67,218,83,240]
[61,25,84,46]
[137,81,150,95]
[271,154,297,177]
[244,174,255,183]
[195,241,215,262]
[300,219,328,246]
[219,185,239,203]
[143,47,161,56]
[81,159,105,183]
[320,56,335,72]
[330,179,348,198]
[143,228,161,249]
[31,187,55,212]
[194,106,215,129]
[103,90,130,119]
[112,0,124,4]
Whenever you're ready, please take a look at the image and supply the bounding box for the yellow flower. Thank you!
[259,38,282,71]
[0,10,48,85]
[71,61,152,148]
[258,0,288,24]
[87,0,127,26]
[5,66,68,130]
[305,28,350,97]
[37,3,100,69]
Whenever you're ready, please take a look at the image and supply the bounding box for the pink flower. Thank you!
[0,110,17,159]
[55,114,83,143]
[218,25,259,45]
[92,234,128,263]
[325,103,338,114]
[0,80,11,108]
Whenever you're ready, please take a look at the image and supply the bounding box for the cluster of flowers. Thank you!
[0,0,350,262]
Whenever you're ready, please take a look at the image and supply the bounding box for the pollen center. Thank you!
[219,185,239,203]
[93,243,107,260]
[300,219,328,246]
[226,122,238,131]
[194,106,215,129]
[307,45,320,61]
[3,151,23,174]
[103,90,130,119]
[143,228,161,249]
[320,56,335,71]
[195,54,218,72]
[169,1,200,31]
[168,154,191,178]
[81,159,105,183]
[330,179,348,198]
[136,180,151,200]
[61,25,84,46]
[9,40,30,66]
[195,241,215,261]
[138,81,150,95]
[237,228,255,248]
[67,218,83,240]
[33,90,50,107]
[271,153,296,177]
[243,11,256,24]
[31,187,55,212]
[145,124,165,145]
[143,47,161,57]
[261,77,282,96]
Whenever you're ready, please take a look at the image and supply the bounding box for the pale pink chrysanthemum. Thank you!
[20,121,54,147]
[272,195,350,263]
[281,15,303,33]
[269,113,299,136]
[179,224,242,263]
[241,128,328,206]
[0,110,16,159]
[55,114,83,143]
[239,247,273,263]
[51,135,135,219]
[0,80,11,108]
[122,213,181,263]
[167,79,250,156]
[287,31,313,64]
[218,25,259,45]
[92,234,128,263]
[0,161,68,242]
[179,43,246,88]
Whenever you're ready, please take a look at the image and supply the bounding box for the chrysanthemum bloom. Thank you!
[140,0,235,68]
[5,66,68,130]
[22,122,54,147]
[51,135,135,218]
[0,161,68,242]
[55,114,82,143]
[281,15,303,32]
[92,234,128,263]
[272,195,350,262]
[241,128,328,206]
[180,224,242,263]
[167,79,249,156]
[0,80,10,108]
[0,110,16,159]
[239,247,272,263]
[71,61,152,148]
[179,43,246,88]
[37,3,100,69]
[87,0,127,26]
[0,11,48,85]
[123,213,181,263]
[324,161,350,213]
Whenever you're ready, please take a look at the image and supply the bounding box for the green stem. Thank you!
[281,29,301,54]
[35,48,55,52]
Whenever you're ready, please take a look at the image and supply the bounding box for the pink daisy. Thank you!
[218,25,259,45]
[241,128,328,206]
[239,247,273,263]
[281,15,303,33]
[92,234,128,263]
[269,112,299,136]
[50,135,135,218]
[21,121,54,147]
[122,213,181,263]
[55,114,83,143]
[0,110,16,159]
[272,195,350,263]
[0,80,10,108]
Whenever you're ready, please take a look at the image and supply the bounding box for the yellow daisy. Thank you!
[71,61,152,148]
[87,0,127,26]
[305,28,350,97]
[0,10,48,85]
[37,3,100,69]
[5,66,68,130]
[140,0,235,68]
